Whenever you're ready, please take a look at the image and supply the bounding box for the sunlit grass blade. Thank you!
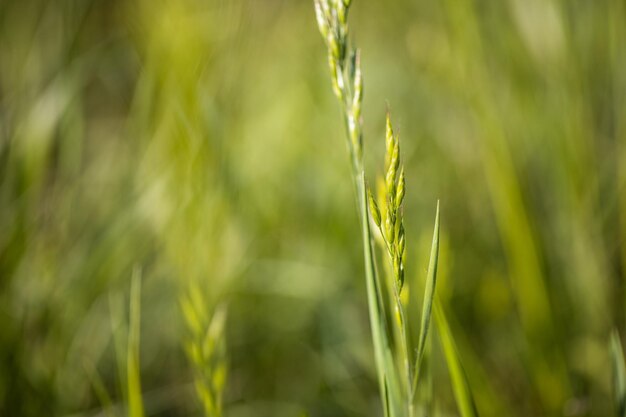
[109,292,128,408]
[435,301,479,417]
[439,308,513,417]
[611,330,626,417]
[412,200,440,398]
[127,267,145,417]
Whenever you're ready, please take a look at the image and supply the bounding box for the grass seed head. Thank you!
[352,51,363,121]
[385,211,395,245]
[396,167,405,208]
[314,0,329,39]
[385,113,394,159]
[369,189,382,227]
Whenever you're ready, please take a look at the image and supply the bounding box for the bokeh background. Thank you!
[1,0,625,416]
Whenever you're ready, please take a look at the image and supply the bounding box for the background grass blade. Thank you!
[127,267,145,417]
[435,302,479,417]
[611,330,626,417]
[83,360,118,417]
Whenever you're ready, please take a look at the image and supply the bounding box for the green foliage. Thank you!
[0,0,625,416]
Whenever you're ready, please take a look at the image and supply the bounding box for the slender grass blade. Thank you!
[127,267,145,417]
[412,201,440,397]
[436,302,479,417]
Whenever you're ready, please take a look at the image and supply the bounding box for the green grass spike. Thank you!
[412,201,440,399]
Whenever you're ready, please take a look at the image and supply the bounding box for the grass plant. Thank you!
[314,1,477,416]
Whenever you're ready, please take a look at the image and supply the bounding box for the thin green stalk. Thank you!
[359,170,396,415]
[394,283,412,394]
[372,187,413,397]
[127,267,145,417]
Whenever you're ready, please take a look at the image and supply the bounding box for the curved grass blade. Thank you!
[83,360,118,417]
[611,330,626,417]
[435,302,479,417]
[411,201,440,398]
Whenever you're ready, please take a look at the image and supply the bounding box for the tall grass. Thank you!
[0,0,625,416]
[314,1,477,416]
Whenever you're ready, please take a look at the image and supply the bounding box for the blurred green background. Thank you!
[1,0,625,415]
